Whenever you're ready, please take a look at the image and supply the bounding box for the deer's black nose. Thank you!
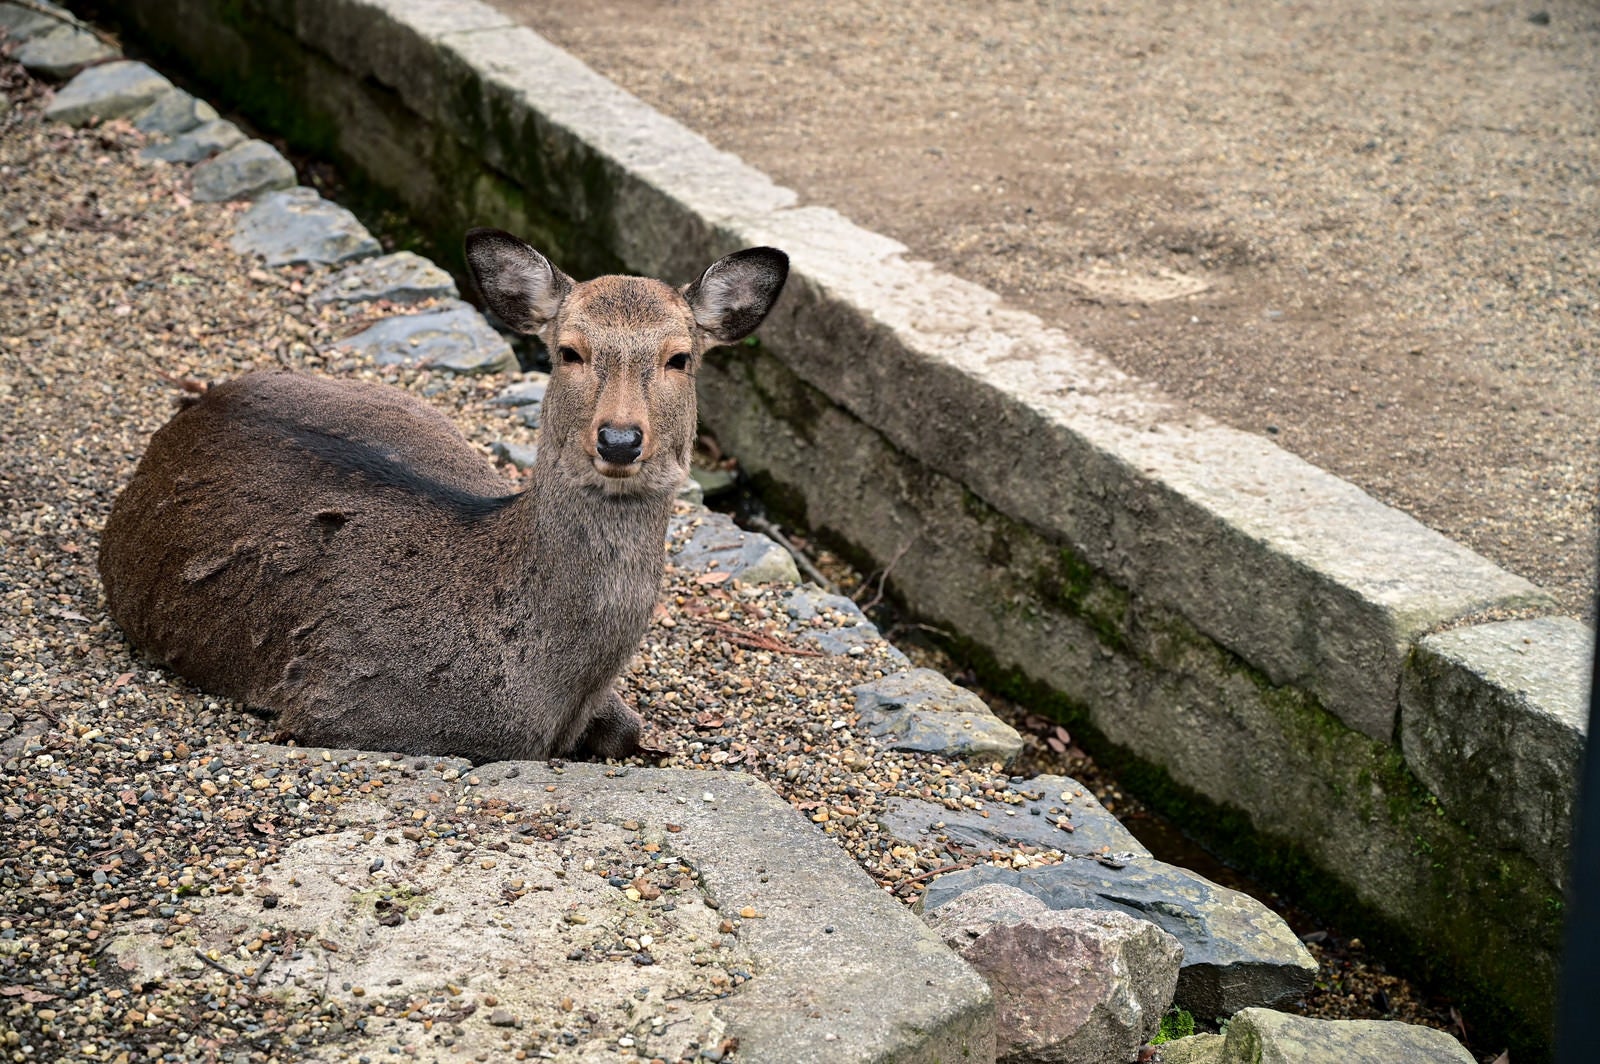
[596,424,644,465]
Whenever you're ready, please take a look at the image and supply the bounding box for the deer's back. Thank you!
[99,371,522,732]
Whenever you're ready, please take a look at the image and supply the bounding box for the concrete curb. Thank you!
[91,0,1593,1041]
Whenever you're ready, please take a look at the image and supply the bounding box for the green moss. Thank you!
[1152,1009,1196,1045]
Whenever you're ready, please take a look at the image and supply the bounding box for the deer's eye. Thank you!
[559,346,583,365]
[665,352,690,372]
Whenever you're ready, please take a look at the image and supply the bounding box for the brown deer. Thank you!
[98,228,788,763]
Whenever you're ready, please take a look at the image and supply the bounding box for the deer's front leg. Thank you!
[576,688,642,761]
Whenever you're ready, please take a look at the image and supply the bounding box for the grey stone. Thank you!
[1217,1008,1474,1064]
[1400,616,1593,889]
[780,585,908,662]
[924,856,1317,1020]
[0,0,71,41]
[926,883,1181,1064]
[332,300,516,375]
[43,60,172,126]
[689,465,737,500]
[230,187,381,267]
[16,24,117,80]
[880,772,1149,860]
[191,139,296,202]
[488,375,548,407]
[854,668,1025,764]
[676,474,704,506]
[105,746,994,1064]
[139,118,245,164]
[312,250,458,306]
[668,511,800,586]
[131,89,218,136]
[489,440,537,469]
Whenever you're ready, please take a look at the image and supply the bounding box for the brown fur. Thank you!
[98,231,787,763]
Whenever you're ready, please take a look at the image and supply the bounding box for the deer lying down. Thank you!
[98,229,788,763]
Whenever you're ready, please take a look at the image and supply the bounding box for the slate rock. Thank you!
[1217,1008,1474,1064]
[689,466,737,500]
[0,0,71,41]
[676,475,704,506]
[669,511,800,586]
[231,187,381,267]
[924,856,1317,1019]
[131,89,218,136]
[926,883,1181,1064]
[490,441,538,470]
[191,139,296,202]
[16,24,117,80]
[781,586,907,661]
[882,772,1149,859]
[333,300,516,375]
[854,668,1024,764]
[313,251,458,306]
[139,119,245,164]
[44,60,172,126]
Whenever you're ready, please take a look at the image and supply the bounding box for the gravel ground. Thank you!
[0,51,1491,1062]
[499,0,1600,625]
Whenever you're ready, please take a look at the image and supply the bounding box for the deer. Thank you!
[97,228,788,764]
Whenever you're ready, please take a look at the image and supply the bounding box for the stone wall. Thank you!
[89,0,1592,1047]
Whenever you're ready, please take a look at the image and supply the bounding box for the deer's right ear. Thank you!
[464,228,574,334]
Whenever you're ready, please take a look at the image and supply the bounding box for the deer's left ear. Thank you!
[683,247,789,345]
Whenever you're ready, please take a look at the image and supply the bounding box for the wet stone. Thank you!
[16,24,117,80]
[231,187,381,267]
[131,89,218,137]
[43,60,172,126]
[924,854,1318,1020]
[191,140,297,202]
[333,300,517,375]
[853,668,1024,764]
[312,250,459,306]
[139,118,245,164]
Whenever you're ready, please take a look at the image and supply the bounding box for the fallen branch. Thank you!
[192,949,236,979]
[896,861,973,889]
[702,620,824,657]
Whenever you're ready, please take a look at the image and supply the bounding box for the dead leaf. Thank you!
[111,671,134,690]
[694,571,732,585]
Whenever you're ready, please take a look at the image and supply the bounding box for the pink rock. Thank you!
[928,883,1183,1064]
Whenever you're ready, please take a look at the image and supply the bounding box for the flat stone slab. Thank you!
[191,139,297,202]
[43,59,172,125]
[131,88,218,136]
[880,772,1149,859]
[854,668,1024,764]
[15,24,116,79]
[139,118,245,164]
[1216,1008,1474,1064]
[106,747,993,1063]
[332,300,517,375]
[668,510,801,586]
[231,186,381,267]
[1401,616,1593,889]
[924,855,1317,1020]
[312,250,459,305]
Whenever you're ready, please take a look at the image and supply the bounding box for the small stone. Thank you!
[44,60,172,126]
[490,441,538,470]
[231,187,381,267]
[191,139,296,203]
[332,300,516,375]
[488,1008,516,1028]
[140,119,245,164]
[312,251,458,306]
[131,89,218,136]
[17,25,118,80]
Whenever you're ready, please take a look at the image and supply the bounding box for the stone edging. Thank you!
[62,0,1594,1043]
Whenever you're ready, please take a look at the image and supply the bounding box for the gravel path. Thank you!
[497,0,1600,624]
[0,50,1480,1062]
